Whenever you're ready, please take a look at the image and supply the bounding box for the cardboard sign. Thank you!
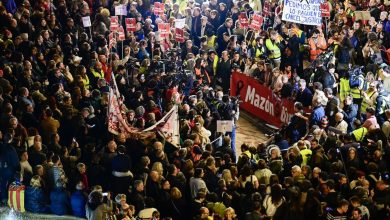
[118,26,125,41]
[354,11,371,21]
[175,18,186,29]
[175,28,185,43]
[239,12,249,28]
[154,2,164,15]
[320,3,330,18]
[115,5,127,16]
[110,16,119,31]
[82,16,91,27]
[125,18,136,32]
[282,0,322,26]
[217,120,233,133]
[250,14,263,30]
[158,23,170,38]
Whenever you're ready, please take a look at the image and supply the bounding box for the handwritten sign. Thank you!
[115,5,127,16]
[82,16,91,27]
[282,0,322,26]
[217,120,233,133]
[175,18,186,29]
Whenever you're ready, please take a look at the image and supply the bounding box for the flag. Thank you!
[143,105,180,148]
[6,0,17,14]
[175,28,185,43]
[8,184,25,212]
[125,18,136,32]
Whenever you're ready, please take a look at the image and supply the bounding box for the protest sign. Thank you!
[154,2,164,15]
[118,26,125,41]
[158,23,170,38]
[115,5,127,16]
[82,16,91,27]
[250,14,263,30]
[175,18,186,29]
[282,0,322,26]
[217,120,233,133]
[320,3,330,18]
[239,12,249,28]
[175,28,185,43]
[354,11,371,21]
[263,1,271,16]
[125,18,136,32]
[110,16,119,31]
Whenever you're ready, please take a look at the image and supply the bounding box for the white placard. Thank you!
[175,18,186,29]
[281,0,322,26]
[217,120,233,133]
[82,16,91,27]
[115,5,127,16]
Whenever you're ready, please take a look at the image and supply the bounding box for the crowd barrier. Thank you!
[230,72,301,129]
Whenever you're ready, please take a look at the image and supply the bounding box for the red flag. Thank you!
[125,18,136,32]
[320,3,330,18]
[250,14,263,30]
[110,16,119,31]
[158,23,170,38]
[175,28,184,43]
[239,12,249,28]
[154,2,164,15]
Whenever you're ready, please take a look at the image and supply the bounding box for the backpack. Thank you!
[349,73,363,88]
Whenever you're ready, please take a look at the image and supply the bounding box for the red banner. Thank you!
[230,72,298,128]
[320,3,330,18]
[175,28,184,43]
[158,23,170,38]
[125,18,136,32]
[250,14,263,30]
[154,2,164,15]
[239,12,249,28]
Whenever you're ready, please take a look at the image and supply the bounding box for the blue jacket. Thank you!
[71,190,87,218]
[310,106,325,127]
[50,187,70,215]
[25,187,50,213]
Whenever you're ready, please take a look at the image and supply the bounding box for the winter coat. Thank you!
[85,200,113,220]
[50,187,70,215]
[71,190,87,218]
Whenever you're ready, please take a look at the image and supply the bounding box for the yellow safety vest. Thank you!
[213,55,219,75]
[339,78,351,103]
[81,75,90,90]
[255,46,264,58]
[300,148,312,166]
[265,39,281,59]
[207,35,217,49]
[90,68,104,79]
[361,90,377,113]
[352,127,367,142]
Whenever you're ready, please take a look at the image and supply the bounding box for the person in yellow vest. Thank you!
[89,61,105,88]
[250,36,266,59]
[339,73,351,104]
[308,29,327,61]
[77,65,90,90]
[265,30,282,68]
[350,69,365,117]
[361,81,378,120]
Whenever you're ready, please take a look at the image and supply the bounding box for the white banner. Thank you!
[281,0,322,26]
[115,5,127,16]
[217,120,233,133]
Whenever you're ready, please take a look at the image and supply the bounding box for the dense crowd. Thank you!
[0,0,390,219]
